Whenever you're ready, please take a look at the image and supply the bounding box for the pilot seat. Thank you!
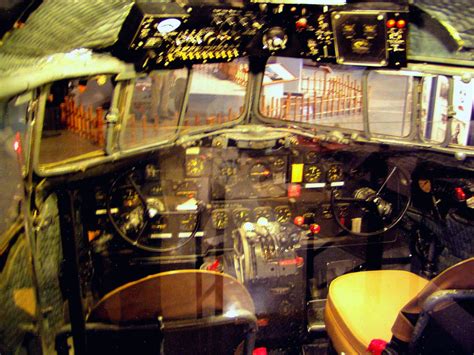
[57,270,257,355]
[324,257,474,354]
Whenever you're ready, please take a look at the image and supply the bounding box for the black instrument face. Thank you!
[114,1,408,70]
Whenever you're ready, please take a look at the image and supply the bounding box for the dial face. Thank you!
[327,165,343,182]
[305,151,318,163]
[254,206,272,221]
[232,208,251,226]
[218,160,238,185]
[304,165,322,183]
[186,157,205,177]
[179,213,198,232]
[273,158,286,171]
[211,209,229,229]
[249,162,272,183]
[275,205,291,223]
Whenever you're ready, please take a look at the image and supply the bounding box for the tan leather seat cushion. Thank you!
[325,270,428,354]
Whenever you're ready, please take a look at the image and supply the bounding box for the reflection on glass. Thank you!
[450,76,474,146]
[420,76,449,143]
[367,72,412,137]
[40,75,113,164]
[122,69,187,148]
[0,97,28,236]
[182,58,248,131]
[260,57,364,130]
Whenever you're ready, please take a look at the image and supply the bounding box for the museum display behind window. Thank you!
[0,96,29,236]
[420,75,449,144]
[260,57,365,130]
[367,71,413,137]
[181,58,248,132]
[450,76,474,147]
[39,75,113,164]
[121,68,188,148]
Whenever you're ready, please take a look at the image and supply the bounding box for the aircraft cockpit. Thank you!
[0,0,473,354]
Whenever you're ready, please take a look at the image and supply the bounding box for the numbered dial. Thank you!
[211,209,229,230]
[275,205,291,223]
[327,165,343,182]
[232,208,251,226]
[186,157,205,177]
[249,162,272,183]
[304,165,322,183]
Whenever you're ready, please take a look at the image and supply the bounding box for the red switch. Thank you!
[296,17,308,31]
[294,215,305,226]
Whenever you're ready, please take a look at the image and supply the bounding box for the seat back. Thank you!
[410,290,474,354]
[391,258,474,354]
[80,270,257,354]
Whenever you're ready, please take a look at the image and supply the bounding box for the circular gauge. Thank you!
[218,160,238,185]
[249,162,272,183]
[186,157,205,177]
[305,151,318,163]
[254,206,273,221]
[123,188,140,207]
[232,208,251,226]
[211,209,229,229]
[179,213,198,232]
[275,205,291,223]
[273,158,286,171]
[157,18,182,34]
[304,165,322,183]
[327,165,343,182]
[175,181,198,198]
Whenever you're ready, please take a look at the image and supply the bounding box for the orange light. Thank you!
[296,17,308,31]
[386,19,396,28]
[396,19,406,29]
[294,216,305,226]
[13,132,22,154]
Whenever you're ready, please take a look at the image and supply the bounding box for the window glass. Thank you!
[0,96,29,236]
[367,71,413,137]
[122,68,187,148]
[420,76,449,143]
[260,57,364,130]
[450,76,474,147]
[182,58,248,131]
[40,75,114,164]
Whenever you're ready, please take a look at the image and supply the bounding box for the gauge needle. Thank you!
[376,166,397,196]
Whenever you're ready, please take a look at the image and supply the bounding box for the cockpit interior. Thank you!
[0,0,473,354]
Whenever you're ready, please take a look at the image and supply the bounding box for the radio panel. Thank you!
[113,1,408,70]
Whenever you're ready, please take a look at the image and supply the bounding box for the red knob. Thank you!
[309,223,321,234]
[294,216,305,226]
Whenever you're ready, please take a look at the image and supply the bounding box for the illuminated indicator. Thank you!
[291,164,304,183]
[178,231,204,238]
[454,187,466,202]
[150,233,172,239]
[186,147,200,155]
[396,19,406,29]
[296,17,308,31]
[157,18,182,34]
[294,216,305,226]
[305,183,326,189]
[386,19,396,28]
[330,182,345,187]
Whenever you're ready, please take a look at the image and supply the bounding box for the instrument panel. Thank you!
[113,1,408,70]
[86,140,356,255]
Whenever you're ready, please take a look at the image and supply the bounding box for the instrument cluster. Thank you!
[86,142,355,255]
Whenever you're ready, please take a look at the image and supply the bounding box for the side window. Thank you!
[0,95,29,236]
[367,71,413,137]
[40,75,113,165]
[420,76,449,143]
[450,76,474,147]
